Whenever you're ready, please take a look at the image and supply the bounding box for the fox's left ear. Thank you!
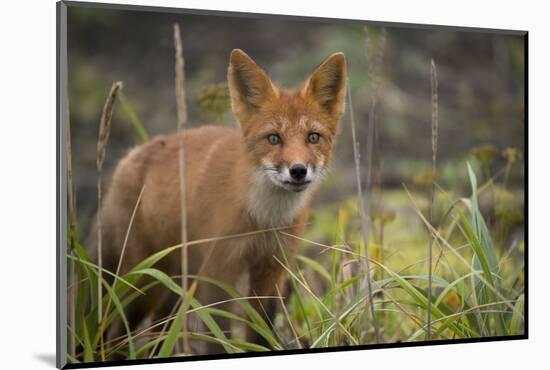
[301,52,347,119]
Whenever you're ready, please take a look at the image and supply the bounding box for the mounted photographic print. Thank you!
[56,1,527,368]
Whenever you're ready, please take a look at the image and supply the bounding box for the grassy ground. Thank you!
[66,163,525,362]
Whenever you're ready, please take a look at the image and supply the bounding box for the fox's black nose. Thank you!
[289,164,307,181]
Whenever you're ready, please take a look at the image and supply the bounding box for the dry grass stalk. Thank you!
[96,184,146,347]
[66,97,77,358]
[275,284,302,349]
[347,80,380,344]
[427,59,439,339]
[115,184,146,278]
[334,263,343,345]
[253,293,285,346]
[96,81,122,340]
[173,22,190,354]
[67,101,77,250]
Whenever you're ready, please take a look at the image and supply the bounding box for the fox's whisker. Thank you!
[319,167,331,179]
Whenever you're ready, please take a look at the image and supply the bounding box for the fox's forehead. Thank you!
[260,91,330,132]
[265,115,326,134]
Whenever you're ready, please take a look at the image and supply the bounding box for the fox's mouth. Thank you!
[260,163,322,193]
[282,180,311,192]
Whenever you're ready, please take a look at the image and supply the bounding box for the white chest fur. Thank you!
[247,171,312,227]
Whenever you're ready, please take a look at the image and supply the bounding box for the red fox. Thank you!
[92,49,347,354]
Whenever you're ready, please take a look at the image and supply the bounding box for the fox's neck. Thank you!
[246,170,312,228]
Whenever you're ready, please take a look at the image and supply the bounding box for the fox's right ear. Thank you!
[228,49,279,124]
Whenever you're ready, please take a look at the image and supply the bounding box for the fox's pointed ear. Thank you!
[228,49,279,123]
[302,52,347,118]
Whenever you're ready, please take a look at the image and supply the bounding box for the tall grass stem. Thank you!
[66,97,77,358]
[96,184,146,346]
[173,23,190,354]
[96,81,122,359]
[427,58,439,339]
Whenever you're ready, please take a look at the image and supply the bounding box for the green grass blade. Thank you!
[465,162,507,335]
[298,255,332,283]
[66,353,80,364]
[157,302,185,357]
[456,209,496,290]
[118,91,149,142]
[126,268,181,295]
[190,296,236,353]
[73,241,98,311]
[81,315,94,362]
[374,262,467,338]
[434,271,478,308]
[158,279,197,357]
[467,163,499,274]
[101,279,137,359]
[67,254,144,295]
[510,294,524,335]
[225,338,269,352]
[192,275,282,349]
[111,245,182,301]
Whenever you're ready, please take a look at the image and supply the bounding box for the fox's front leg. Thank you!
[246,257,286,348]
[246,215,307,347]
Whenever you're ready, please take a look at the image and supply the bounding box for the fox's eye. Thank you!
[267,134,281,145]
[308,132,320,144]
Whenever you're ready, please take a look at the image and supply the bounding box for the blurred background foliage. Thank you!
[67,5,524,286]
[68,7,524,237]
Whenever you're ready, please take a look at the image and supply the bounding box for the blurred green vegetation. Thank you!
[67,7,525,232]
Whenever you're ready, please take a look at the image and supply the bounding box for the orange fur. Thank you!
[91,49,347,354]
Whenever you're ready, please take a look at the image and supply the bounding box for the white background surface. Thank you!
[0,0,545,368]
